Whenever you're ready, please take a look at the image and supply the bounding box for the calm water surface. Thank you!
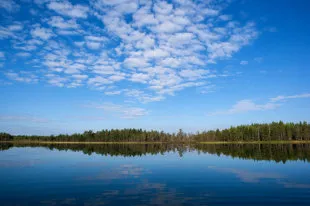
[0,143,310,205]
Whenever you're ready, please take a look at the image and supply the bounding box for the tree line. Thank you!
[1,121,310,142]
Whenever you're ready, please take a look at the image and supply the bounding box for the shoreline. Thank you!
[1,140,310,144]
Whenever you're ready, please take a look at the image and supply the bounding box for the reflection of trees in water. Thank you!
[0,143,12,151]
[195,144,310,163]
[0,143,189,157]
[1,143,310,163]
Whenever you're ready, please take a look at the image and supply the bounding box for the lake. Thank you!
[1,143,310,205]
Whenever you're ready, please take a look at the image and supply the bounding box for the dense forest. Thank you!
[1,143,310,163]
[1,121,310,142]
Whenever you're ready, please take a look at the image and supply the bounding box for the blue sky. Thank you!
[0,0,310,135]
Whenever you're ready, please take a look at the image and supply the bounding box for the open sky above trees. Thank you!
[1,0,310,135]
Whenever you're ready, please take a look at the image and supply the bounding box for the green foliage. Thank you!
[192,121,310,142]
[1,121,310,142]
[0,133,13,141]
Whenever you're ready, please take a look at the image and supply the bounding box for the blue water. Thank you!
[0,145,310,205]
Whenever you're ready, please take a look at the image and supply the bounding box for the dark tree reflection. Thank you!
[1,143,310,163]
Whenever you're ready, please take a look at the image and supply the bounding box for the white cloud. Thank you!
[153,1,173,15]
[8,23,23,31]
[16,52,31,57]
[46,74,68,87]
[0,26,14,39]
[47,1,89,18]
[207,23,258,62]
[90,0,256,99]
[210,99,279,115]
[133,5,158,27]
[270,93,310,102]
[179,69,209,80]
[84,35,107,50]
[159,57,180,68]
[219,15,232,21]
[109,72,126,81]
[240,60,248,65]
[210,92,310,115]
[31,26,54,40]
[254,57,263,63]
[0,115,48,123]
[5,71,38,83]
[124,89,164,103]
[47,16,79,29]
[85,36,107,42]
[57,30,80,36]
[105,90,122,95]
[30,9,38,15]
[33,0,50,6]
[144,48,170,59]
[86,41,101,50]
[202,8,219,16]
[72,74,88,80]
[200,84,216,94]
[91,102,148,118]
[130,72,150,83]
[167,32,195,45]
[135,36,155,49]
[153,21,183,33]
[0,51,4,67]
[88,76,112,86]
[124,57,150,68]
[2,0,260,105]
[74,41,85,47]
[0,0,19,12]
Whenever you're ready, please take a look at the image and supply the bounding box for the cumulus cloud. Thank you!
[46,74,68,87]
[8,23,23,31]
[130,73,150,83]
[47,1,89,18]
[0,26,16,39]
[1,0,259,104]
[124,89,164,103]
[47,16,79,30]
[219,15,232,21]
[179,69,210,80]
[5,71,38,83]
[86,41,101,50]
[0,0,19,12]
[16,52,31,57]
[88,76,113,86]
[0,51,4,67]
[31,26,54,40]
[105,90,122,95]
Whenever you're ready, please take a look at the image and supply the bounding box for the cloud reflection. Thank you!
[79,164,151,181]
[208,166,310,190]
[208,166,284,183]
[0,160,41,168]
